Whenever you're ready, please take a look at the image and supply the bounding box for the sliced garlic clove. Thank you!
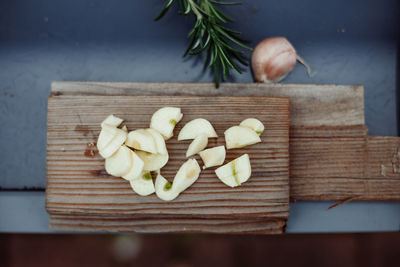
[97,124,118,152]
[155,172,179,201]
[172,158,201,193]
[150,107,183,140]
[239,118,264,135]
[186,134,208,157]
[224,126,261,149]
[122,150,145,181]
[234,154,252,185]
[130,171,155,196]
[98,128,127,158]
[178,118,218,141]
[126,129,158,154]
[146,128,168,155]
[199,145,226,169]
[215,154,251,187]
[135,150,169,172]
[105,145,133,177]
[101,114,124,128]
[154,159,201,201]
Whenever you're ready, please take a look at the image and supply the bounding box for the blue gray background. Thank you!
[0,0,399,232]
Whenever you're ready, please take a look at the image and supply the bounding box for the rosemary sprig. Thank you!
[155,0,251,88]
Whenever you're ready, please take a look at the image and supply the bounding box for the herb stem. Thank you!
[155,0,251,88]
[188,0,202,19]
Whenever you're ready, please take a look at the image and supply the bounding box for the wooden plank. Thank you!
[48,82,400,202]
[290,134,400,201]
[51,82,365,126]
[290,125,368,138]
[49,215,285,234]
[366,137,400,179]
[290,177,400,201]
[46,95,290,219]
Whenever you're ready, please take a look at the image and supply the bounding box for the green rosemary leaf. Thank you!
[189,40,210,55]
[154,0,175,21]
[215,26,252,50]
[190,1,209,17]
[184,35,197,57]
[183,0,191,14]
[178,0,184,12]
[217,24,242,35]
[214,61,220,88]
[179,0,191,15]
[209,0,242,5]
[191,36,202,50]
[210,43,219,66]
[207,5,227,23]
[155,0,251,88]
[215,37,244,54]
[210,5,235,22]
[218,50,227,80]
[207,44,214,67]
[217,45,233,69]
[230,51,248,66]
[188,19,201,37]
[203,45,211,71]
[229,57,243,74]
[225,30,252,44]
[203,32,211,48]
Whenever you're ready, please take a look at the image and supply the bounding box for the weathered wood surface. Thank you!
[49,82,400,202]
[50,135,400,232]
[46,95,290,220]
[47,82,400,233]
[51,82,365,126]
[290,130,400,201]
[49,215,285,234]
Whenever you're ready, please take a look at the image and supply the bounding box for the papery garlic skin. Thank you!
[252,37,298,83]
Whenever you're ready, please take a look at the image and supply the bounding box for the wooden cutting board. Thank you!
[47,81,400,233]
[49,215,286,234]
[46,95,290,221]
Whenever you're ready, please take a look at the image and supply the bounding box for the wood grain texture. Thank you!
[49,82,400,202]
[51,82,365,126]
[46,95,290,220]
[290,131,400,201]
[49,215,285,234]
[290,125,368,138]
[47,82,400,233]
[366,137,400,179]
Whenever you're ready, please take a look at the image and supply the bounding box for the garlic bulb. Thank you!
[251,37,311,83]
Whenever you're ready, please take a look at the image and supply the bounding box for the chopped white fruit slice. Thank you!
[239,118,264,135]
[215,154,252,187]
[130,172,155,196]
[122,125,128,133]
[178,118,218,141]
[224,126,261,149]
[105,146,132,177]
[199,146,226,169]
[126,129,157,154]
[122,150,145,181]
[155,172,179,201]
[97,124,118,151]
[186,134,208,157]
[172,158,201,193]
[135,150,169,171]
[150,107,183,140]
[146,128,168,155]
[99,128,127,158]
[101,114,123,128]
